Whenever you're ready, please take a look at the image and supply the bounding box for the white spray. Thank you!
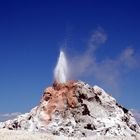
[54,50,69,83]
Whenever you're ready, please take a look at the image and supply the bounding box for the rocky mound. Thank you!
[0,81,140,137]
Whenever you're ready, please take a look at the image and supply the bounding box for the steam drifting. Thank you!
[54,50,69,83]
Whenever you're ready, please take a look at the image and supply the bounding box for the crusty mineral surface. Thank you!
[39,80,78,124]
[0,81,140,137]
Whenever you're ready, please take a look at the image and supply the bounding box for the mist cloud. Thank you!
[89,27,107,46]
[67,28,139,95]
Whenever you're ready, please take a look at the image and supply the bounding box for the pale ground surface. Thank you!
[0,129,140,140]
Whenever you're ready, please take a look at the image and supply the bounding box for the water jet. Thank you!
[54,50,69,83]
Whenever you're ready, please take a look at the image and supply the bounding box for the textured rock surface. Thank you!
[0,81,140,137]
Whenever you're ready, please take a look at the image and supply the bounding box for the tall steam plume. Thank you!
[54,50,69,83]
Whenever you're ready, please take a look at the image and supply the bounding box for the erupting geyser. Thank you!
[54,50,69,83]
[0,50,140,139]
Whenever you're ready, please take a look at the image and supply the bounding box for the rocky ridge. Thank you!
[0,81,140,137]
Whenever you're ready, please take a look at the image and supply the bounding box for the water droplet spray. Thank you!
[54,50,69,83]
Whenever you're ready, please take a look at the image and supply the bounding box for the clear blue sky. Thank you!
[0,0,140,114]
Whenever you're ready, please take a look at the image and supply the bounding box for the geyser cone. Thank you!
[54,50,69,83]
[1,81,140,137]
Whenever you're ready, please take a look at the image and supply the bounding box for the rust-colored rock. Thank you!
[41,80,78,123]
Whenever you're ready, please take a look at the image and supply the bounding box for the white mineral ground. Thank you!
[0,129,140,140]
